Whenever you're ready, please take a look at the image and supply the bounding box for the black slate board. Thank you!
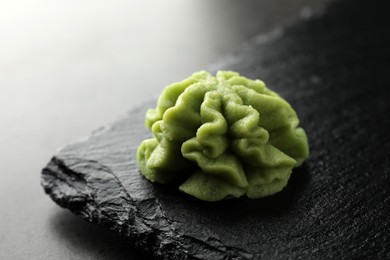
[42,0,390,259]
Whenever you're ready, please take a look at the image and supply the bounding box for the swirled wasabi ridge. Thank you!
[137,71,309,202]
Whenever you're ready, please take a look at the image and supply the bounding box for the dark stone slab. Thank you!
[41,0,390,259]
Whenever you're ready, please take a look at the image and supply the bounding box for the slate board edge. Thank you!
[41,103,255,260]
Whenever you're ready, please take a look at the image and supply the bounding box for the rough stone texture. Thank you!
[42,0,390,259]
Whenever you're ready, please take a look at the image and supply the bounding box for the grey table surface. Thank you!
[0,0,327,259]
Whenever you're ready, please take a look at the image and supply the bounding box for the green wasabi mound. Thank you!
[137,71,309,202]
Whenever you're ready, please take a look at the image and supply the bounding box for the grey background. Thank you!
[0,0,326,259]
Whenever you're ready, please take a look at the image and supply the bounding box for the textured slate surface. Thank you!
[42,0,390,259]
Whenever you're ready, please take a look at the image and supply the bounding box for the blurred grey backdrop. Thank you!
[0,0,326,259]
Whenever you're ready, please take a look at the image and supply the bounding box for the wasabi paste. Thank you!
[137,71,309,202]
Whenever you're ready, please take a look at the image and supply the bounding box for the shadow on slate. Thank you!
[41,0,390,259]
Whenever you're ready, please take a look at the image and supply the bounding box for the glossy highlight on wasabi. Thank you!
[137,71,309,202]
